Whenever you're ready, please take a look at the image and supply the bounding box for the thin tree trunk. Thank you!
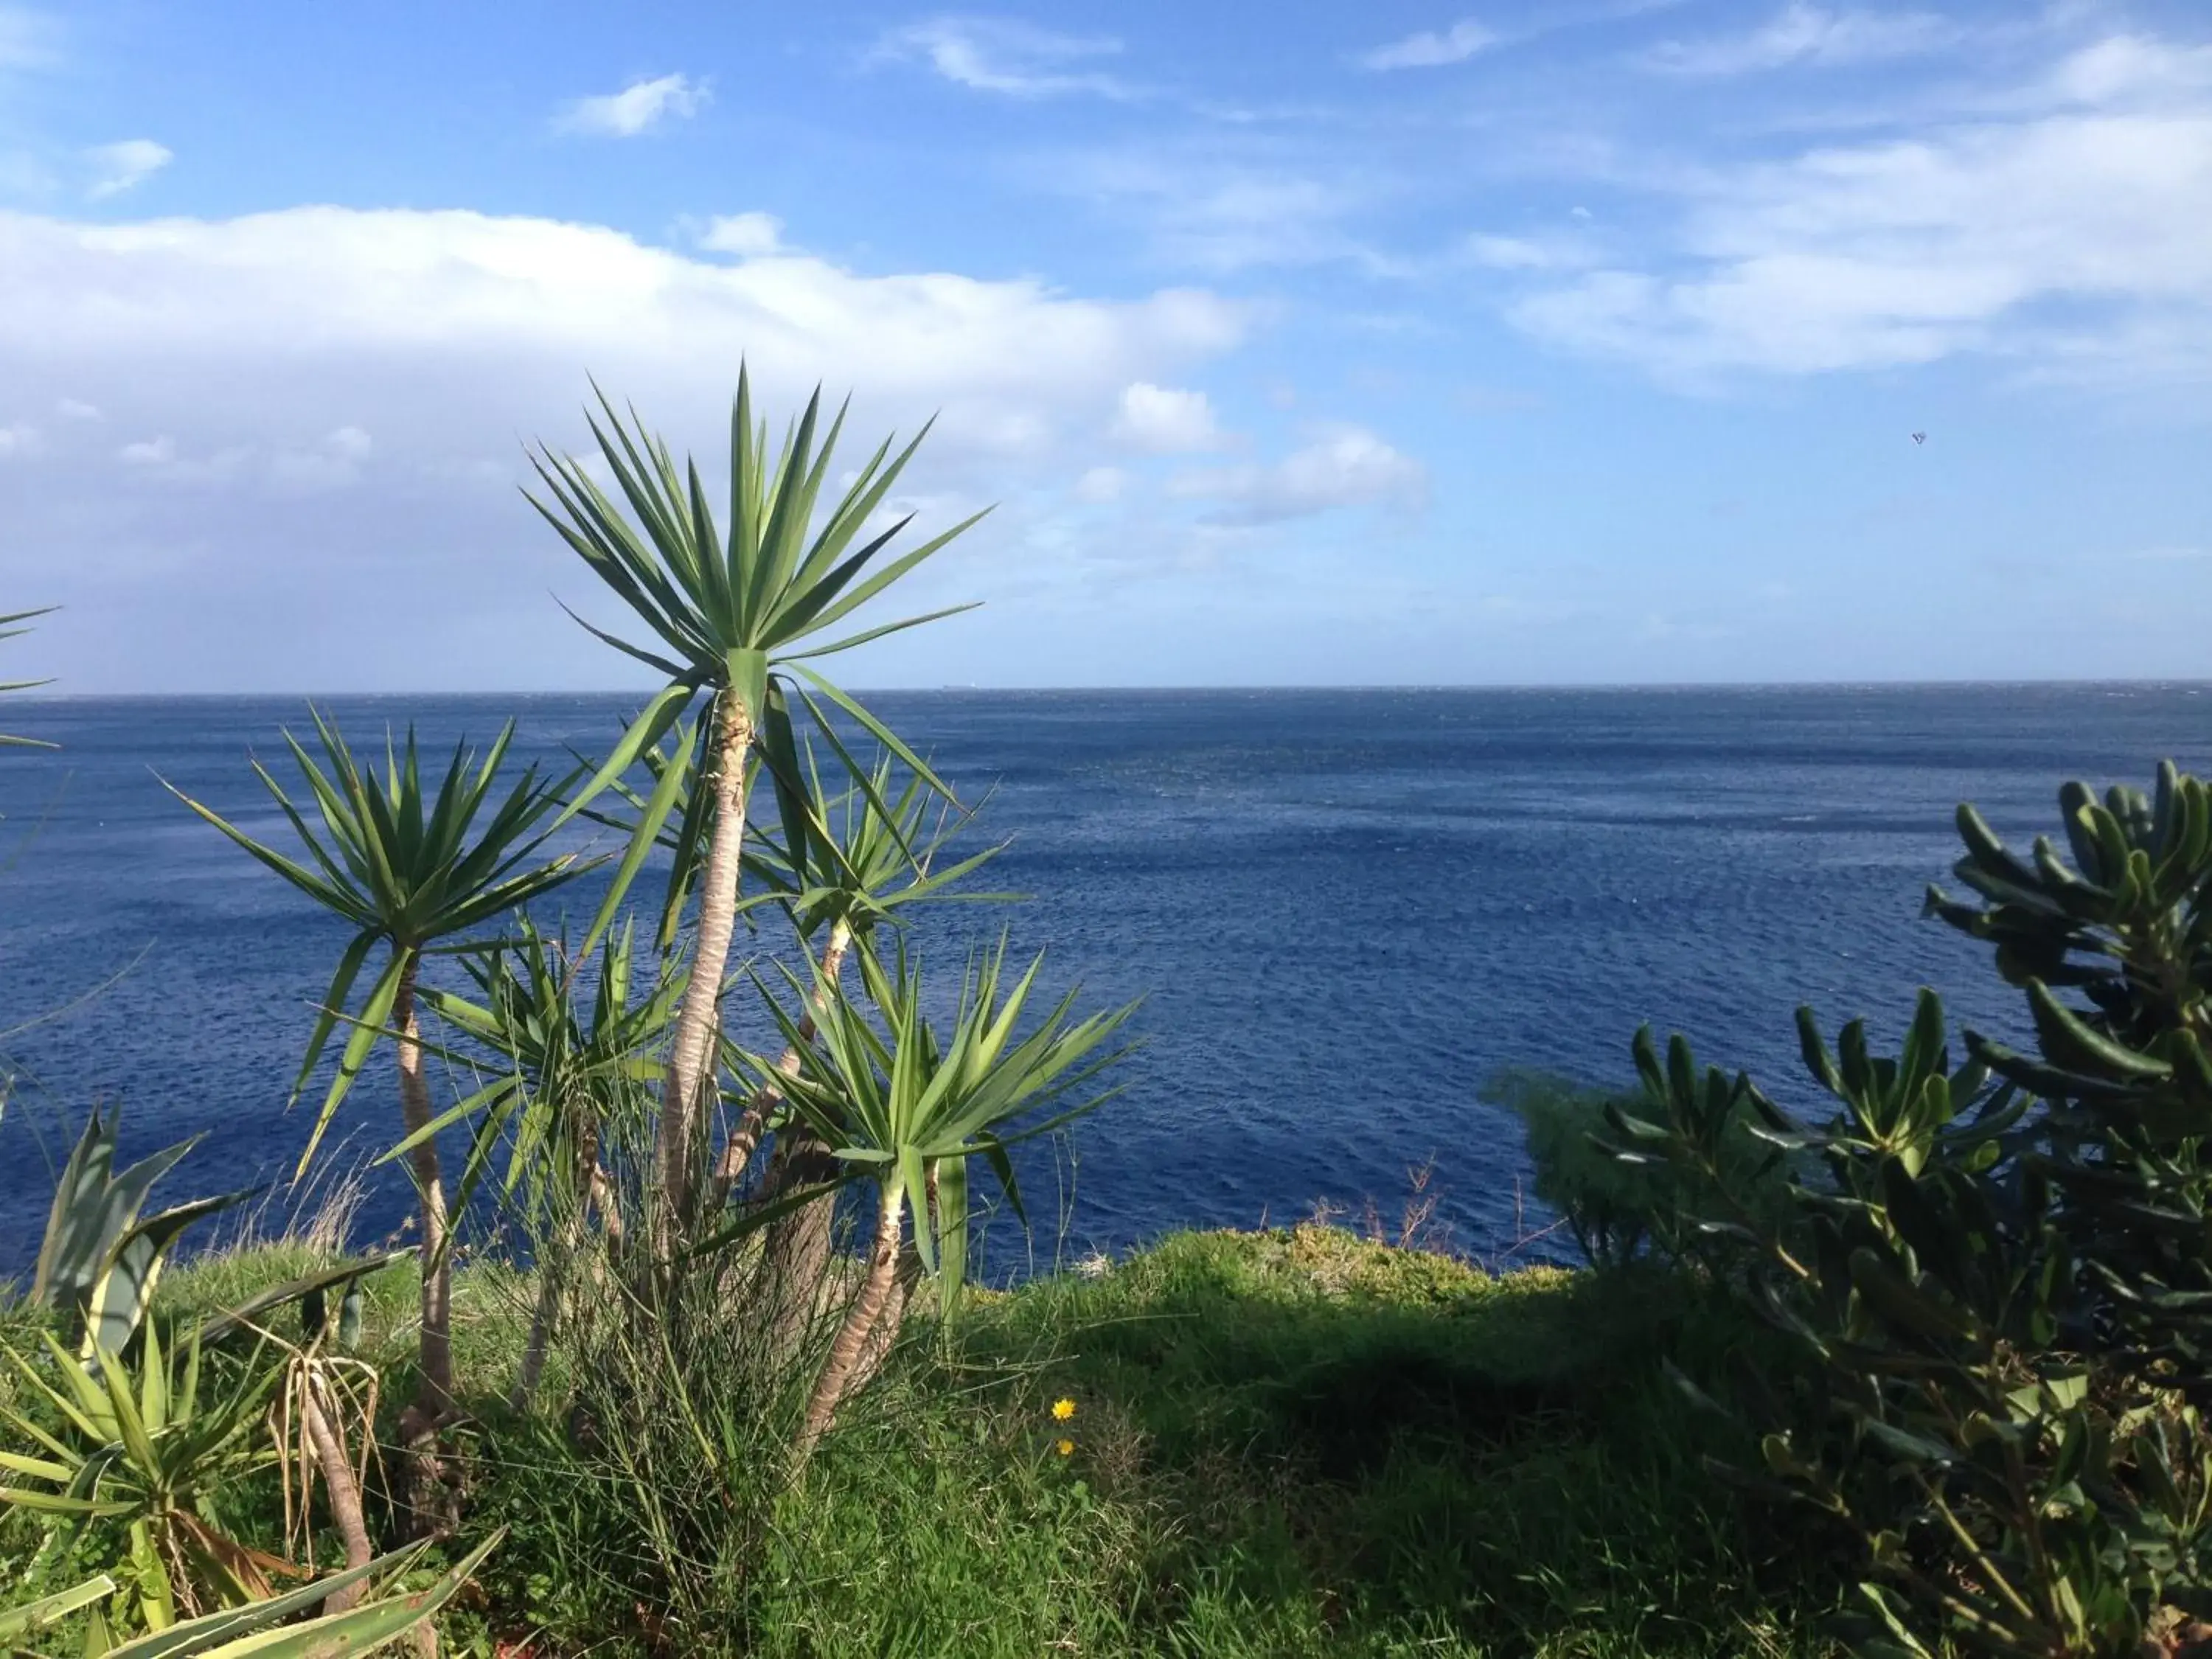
[793,1187,903,1468]
[392,953,459,1538]
[846,1243,924,1403]
[656,694,754,1245]
[713,917,852,1206]
[756,920,858,1362]
[300,1372,372,1614]
[392,956,452,1416]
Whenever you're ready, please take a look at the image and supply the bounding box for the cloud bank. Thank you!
[0,206,1247,689]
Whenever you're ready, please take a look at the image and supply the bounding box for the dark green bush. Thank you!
[1610,762,2212,1658]
[1489,1068,1796,1270]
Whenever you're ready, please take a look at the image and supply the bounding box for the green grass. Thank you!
[4,1226,1849,1658]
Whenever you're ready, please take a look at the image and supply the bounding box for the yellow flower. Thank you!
[1055,1438,1075,1458]
[1051,1397,1077,1422]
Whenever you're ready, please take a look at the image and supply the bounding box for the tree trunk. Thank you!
[392,956,452,1416]
[793,1187,903,1468]
[714,917,852,1208]
[301,1371,372,1614]
[656,694,754,1245]
[392,953,459,1538]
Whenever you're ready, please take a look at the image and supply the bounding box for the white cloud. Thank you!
[878,18,1130,100]
[55,397,98,420]
[1358,20,1498,72]
[84,139,171,200]
[0,420,37,456]
[1509,35,2212,380]
[1646,4,1960,75]
[699,212,785,257]
[1172,425,1426,524]
[1110,382,1224,453]
[1072,465,1127,503]
[557,73,709,138]
[2039,34,2212,108]
[0,204,1248,688]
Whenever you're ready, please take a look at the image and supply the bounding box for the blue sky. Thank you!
[1,1,2208,692]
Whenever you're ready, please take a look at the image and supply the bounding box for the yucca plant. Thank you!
[738,747,1013,1349]
[529,367,984,1246]
[762,937,1136,1464]
[164,714,594,1449]
[0,1324,285,1635]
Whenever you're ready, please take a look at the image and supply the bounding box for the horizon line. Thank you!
[16,676,2212,703]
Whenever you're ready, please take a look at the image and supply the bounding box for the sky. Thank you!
[0,0,2208,692]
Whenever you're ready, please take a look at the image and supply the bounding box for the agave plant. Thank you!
[1,1532,501,1656]
[0,1324,285,1634]
[165,714,594,1431]
[529,368,983,1245]
[31,1107,253,1358]
[762,937,1136,1464]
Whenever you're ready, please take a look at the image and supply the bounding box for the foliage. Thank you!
[29,1108,252,1359]
[765,934,1139,1296]
[411,914,679,1222]
[1604,762,2212,1658]
[1487,1068,1794,1269]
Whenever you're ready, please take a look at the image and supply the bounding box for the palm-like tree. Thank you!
[165,713,591,1425]
[529,368,983,1243]
[765,939,1136,1465]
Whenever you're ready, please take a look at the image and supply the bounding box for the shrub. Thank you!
[1608,762,2212,1658]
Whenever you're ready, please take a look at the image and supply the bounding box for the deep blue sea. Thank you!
[3,686,2208,1278]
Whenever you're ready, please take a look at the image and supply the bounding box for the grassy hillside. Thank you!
[0,1223,1851,1657]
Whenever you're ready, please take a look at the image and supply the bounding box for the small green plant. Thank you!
[1487,1068,1795,1269]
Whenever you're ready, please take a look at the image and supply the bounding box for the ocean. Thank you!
[2,685,2207,1277]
